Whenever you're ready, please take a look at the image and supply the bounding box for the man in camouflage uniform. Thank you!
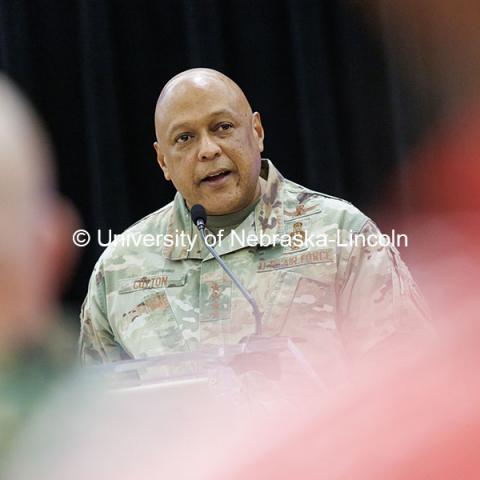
[80,68,429,375]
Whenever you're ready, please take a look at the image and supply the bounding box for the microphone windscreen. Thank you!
[191,204,207,225]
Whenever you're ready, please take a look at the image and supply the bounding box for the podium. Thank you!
[88,337,323,417]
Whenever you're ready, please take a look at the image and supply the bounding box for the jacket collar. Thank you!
[163,159,285,260]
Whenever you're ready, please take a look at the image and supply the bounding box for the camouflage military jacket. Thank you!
[80,160,429,373]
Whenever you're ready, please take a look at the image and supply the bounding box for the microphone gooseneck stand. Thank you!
[190,203,263,337]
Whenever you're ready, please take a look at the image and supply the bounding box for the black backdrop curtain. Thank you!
[0,0,432,314]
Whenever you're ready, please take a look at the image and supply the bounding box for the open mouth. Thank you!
[201,169,232,184]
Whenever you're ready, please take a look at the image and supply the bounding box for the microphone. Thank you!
[191,204,206,230]
[191,204,263,336]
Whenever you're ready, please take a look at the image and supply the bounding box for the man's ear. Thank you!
[252,112,265,153]
[153,142,171,181]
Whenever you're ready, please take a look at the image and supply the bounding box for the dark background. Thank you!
[0,0,434,316]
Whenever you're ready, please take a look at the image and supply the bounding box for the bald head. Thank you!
[0,76,76,355]
[0,76,53,205]
[154,69,253,139]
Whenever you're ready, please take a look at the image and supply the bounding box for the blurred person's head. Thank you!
[359,1,480,107]
[0,75,76,358]
[153,68,265,215]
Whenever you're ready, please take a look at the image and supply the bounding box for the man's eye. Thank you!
[176,133,193,144]
[217,123,233,132]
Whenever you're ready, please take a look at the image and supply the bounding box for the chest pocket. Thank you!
[116,272,188,357]
[263,271,337,334]
[258,247,337,331]
[262,265,350,384]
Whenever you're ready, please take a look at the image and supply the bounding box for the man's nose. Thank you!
[197,134,221,161]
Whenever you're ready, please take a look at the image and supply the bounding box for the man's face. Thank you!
[154,75,264,215]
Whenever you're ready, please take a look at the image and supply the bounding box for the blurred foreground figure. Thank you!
[367,0,480,334]
[205,2,480,478]
[0,76,77,466]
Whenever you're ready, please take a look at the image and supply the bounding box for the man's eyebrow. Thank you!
[167,122,191,137]
[167,109,238,137]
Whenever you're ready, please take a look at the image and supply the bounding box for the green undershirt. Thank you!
[206,197,260,238]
